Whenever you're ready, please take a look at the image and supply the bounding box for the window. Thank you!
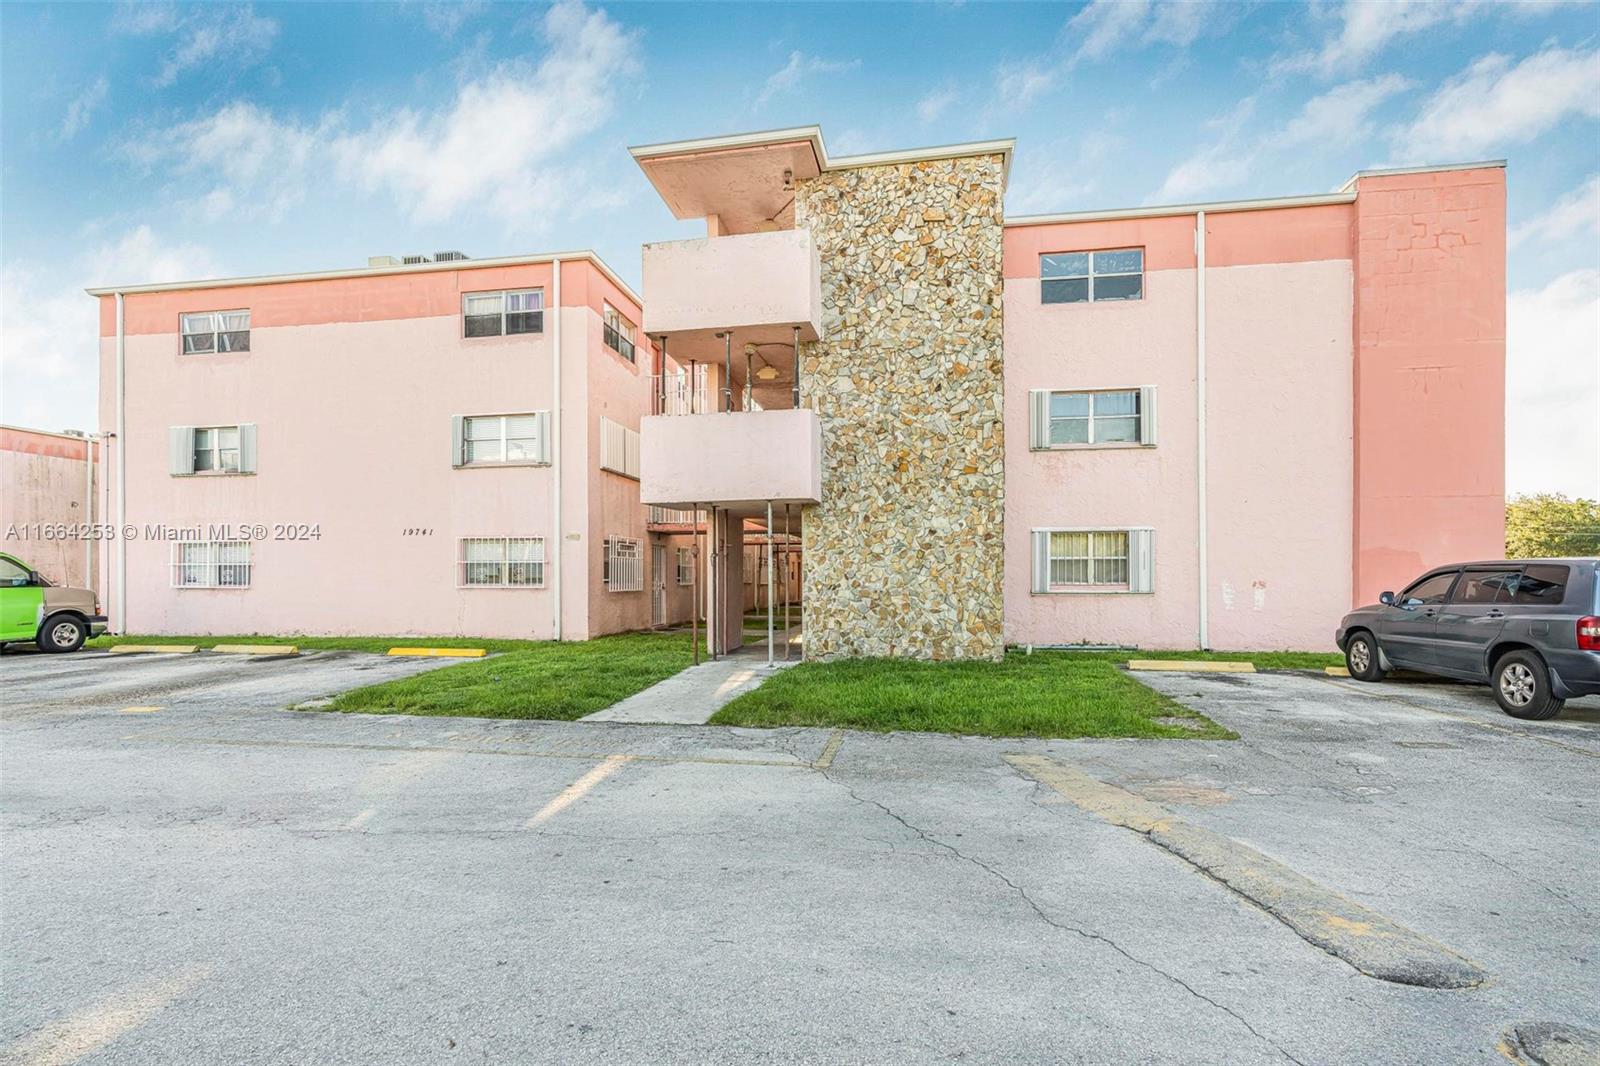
[603,304,637,363]
[1041,249,1144,304]
[1029,388,1155,449]
[603,537,643,592]
[1400,571,1457,605]
[599,417,640,479]
[1512,564,1569,606]
[1451,569,1520,604]
[193,426,240,473]
[459,537,544,587]
[455,413,549,466]
[0,557,31,587]
[171,541,250,588]
[676,547,694,585]
[181,310,250,354]
[463,289,543,337]
[1031,528,1154,594]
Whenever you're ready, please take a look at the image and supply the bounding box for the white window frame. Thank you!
[181,310,251,354]
[676,546,694,586]
[602,303,637,363]
[462,289,544,338]
[457,413,550,466]
[1048,389,1141,446]
[193,425,242,473]
[603,536,643,592]
[171,541,251,589]
[1031,527,1154,595]
[1040,248,1144,304]
[1029,387,1156,450]
[458,537,545,588]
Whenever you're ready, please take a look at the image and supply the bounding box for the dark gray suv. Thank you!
[1335,558,1600,720]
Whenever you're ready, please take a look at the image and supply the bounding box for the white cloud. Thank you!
[118,1,638,231]
[151,5,279,88]
[754,50,859,109]
[1006,130,1123,214]
[1155,74,1410,201]
[994,61,1058,110]
[1,228,220,432]
[1277,1,1478,77]
[916,86,959,125]
[59,77,109,142]
[112,1,181,36]
[1067,0,1151,64]
[1506,269,1600,497]
[420,0,488,37]
[1509,175,1600,249]
[1389,46,1600,163]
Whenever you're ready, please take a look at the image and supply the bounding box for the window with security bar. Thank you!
[181,310,251,354]
[603,537,643,592]
[603,303,637,363]
[171,541,251,588]
[459,537,544,587]
[463,289,543,337]
[1031,528,1154,594]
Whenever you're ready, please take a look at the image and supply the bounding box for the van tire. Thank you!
[1492,650,1564,721]
[1344,631,1385,682]
[38,614,87,653]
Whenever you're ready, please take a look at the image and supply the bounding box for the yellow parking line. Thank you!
[1325,666,1351,677]
[1,967,207,1066]
[118,706,162,715]
[386,647,486,658]
[211,644,298,656]
[526,755,633,828]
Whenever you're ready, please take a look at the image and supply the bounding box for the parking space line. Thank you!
[1006,753,1487,990]
[813,730,845,770]
[117,706,162,715]
[1,967,207,1066]
[345,807,377,831]
[1315,676,1600,760]
[526,755,634,827]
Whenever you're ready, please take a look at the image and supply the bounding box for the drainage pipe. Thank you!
[766,501,775,666]
[114,292,126,634]
[1195,211,1209,650]
[551,257,564,641]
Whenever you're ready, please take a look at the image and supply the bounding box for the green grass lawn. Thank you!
[710,649,1246,740]
[88,630,701,720]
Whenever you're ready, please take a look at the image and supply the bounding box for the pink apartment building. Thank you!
[90,125,1506,655]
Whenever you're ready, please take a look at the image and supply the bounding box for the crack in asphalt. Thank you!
[818,766,1307,1066]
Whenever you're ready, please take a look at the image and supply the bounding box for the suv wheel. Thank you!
[1492,650,1565,721]
[1344,631,1386,682]
[38,615,87,654]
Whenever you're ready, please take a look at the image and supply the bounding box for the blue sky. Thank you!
[2,0,1597,495]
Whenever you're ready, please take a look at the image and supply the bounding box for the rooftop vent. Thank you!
[402,254,433,265]
[368,255,401,267]
[434,250,469,262]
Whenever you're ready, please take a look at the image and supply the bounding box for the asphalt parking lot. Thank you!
[2,655,1597,1065]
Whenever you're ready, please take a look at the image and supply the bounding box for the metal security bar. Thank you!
[651,366,710,415]
[648,506,697,525]
[459,537,545,587]
[604,537,644,592]
[171,541,251,588]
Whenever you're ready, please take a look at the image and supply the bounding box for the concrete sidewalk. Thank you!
[580,638,797,724]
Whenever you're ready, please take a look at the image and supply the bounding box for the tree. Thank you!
[1505,494,1600,558]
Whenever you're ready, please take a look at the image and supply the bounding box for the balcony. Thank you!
[641,230,823,352]
[639,409,821,512]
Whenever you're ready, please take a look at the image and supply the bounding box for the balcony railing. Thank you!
[648,505,699,525]
[651,369,711,416]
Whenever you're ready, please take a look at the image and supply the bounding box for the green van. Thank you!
[0,552,106,653]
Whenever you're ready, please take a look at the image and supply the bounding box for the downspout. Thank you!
[1195,212,1209,650]
[115,292,127,635]
[83,434,95,590]
[551,258,564,641]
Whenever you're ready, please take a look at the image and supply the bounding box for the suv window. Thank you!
[1451,569,1520,604]
[1401,571,1457,605]
[1511,564,1569,606]
[0,557,29,587]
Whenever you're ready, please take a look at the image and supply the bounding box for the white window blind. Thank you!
[676,547,694,585]
[463,289,543,337]
[1030,528,1153,594]
[599,417,640,479]
[452,413,550,466]
[1028,388,1157,449]
[181,310,251,354]
[459,537,544,587]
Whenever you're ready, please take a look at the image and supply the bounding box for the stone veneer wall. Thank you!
[795,154,1006,661]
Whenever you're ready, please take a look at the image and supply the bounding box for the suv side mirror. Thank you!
[27,571,43,586]
[1378,591,1395,606]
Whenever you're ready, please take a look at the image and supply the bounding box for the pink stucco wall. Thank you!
[96,260,654,640]
[639,409,822,508]
[1003,209,1356,651]
[0,427,101,591]
[1351,166,1506,604]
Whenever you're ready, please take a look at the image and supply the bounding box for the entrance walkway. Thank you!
[581,627,801,725]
